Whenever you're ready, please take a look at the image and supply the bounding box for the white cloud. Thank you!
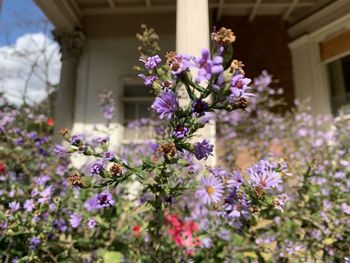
[0,33,61,105]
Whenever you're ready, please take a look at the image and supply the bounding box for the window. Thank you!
[122,83,154,141]
[327,54,350,115]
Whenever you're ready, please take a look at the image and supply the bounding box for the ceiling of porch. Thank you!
[35,0,349,38]
[75,0,333,23]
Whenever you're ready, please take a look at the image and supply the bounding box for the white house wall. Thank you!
[73,35,175,145]
[290,36,331,115]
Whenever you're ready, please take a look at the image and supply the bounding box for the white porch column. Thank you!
[176,0,209,56]
[176,0,216,164]
[53,31,85,138]
[289,35,331,115]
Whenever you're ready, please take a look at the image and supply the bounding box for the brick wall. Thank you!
[216,16,295,108]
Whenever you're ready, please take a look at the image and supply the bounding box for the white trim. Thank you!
[34,0,82,31]
[216,0,225,21]
[289,12,350,49]
[288,0,350,39]
[80,1,315,16]
[107,0,116,9]
[145,0,152,8]
[122,97,153,102]
[288,7,350,115]
[249,0,262,22]
[323,50,350,64]
[282,0,299,21]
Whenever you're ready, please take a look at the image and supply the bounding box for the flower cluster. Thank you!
[99,90,115,126]
[215,70,350,262]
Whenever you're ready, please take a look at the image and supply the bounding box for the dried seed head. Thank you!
[59,128,69,136]
[254,186,264,198]
[212,27,236,45]
[230,60,245,75]
[67,173,84,188]
[250,206,261,214]
[165,51,177,65]
[158,142,176,158]
[239,97,249,110]
[109,163,124,177]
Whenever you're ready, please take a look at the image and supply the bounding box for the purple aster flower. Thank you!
[195,48,223,83]
[70,134,82,146]
[209,167,227,178]
[254,70,272,92]
[84,195,100,212]
[201,236,213,248]
[35,174,50,185]
[273,194,288,212]
[197,175,224,205]
[12,127,21,135]
[56,163,68,176]
[26,131,38,140]
[24,199,35,212]
[173,124,189,139]
[38,186,53,204]
[188,162,202,174]
[222,202,250,219]
[227,171,244,189]
[220,190,250,219]
[54,144,67,156]
[13,138,24,146]
[52,219,67,232]
[93,136,109,145]
[230,74,251,94]
[138,74,158,86]
[103,151,114,161]
[192,98,209,117]
[341,203,350,215]
[69,213,82,229]
[199,112,215,124]
[89,160,104,176]
[87,218,97,229]
[139,55,161,70]
[217,229,231,241]
[194,139,214,160]
[29,237,41,250]
[310,229,322,241]
[102,105,114,120]
[96,191,115,208]
[151,90,178,120]
[247,160,282,191]
[99,91,115,124]
[9,201,20,212]
[0,221,8,230]
[169,54,192,76]
[228,74,253,101]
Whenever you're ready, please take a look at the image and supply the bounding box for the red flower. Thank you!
[132,225,141,238]
[0,162,5,174]
[47,118,54,126]
[164,211,201,249]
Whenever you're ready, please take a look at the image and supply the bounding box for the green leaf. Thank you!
[251,219,273,231]
[103,251,123,263]
[144,177,157,186]
[261,252,273,261]
[132,203,152,215]
[242,251,257,259]
[323,238,336,245]
[265,241,277,251]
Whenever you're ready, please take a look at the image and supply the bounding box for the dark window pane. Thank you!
[124,85,153,97]
[327,54,350,115]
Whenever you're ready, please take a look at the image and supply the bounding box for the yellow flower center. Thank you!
[206,186,215,195]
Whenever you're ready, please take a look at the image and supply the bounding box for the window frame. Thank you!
[121,77,154,144]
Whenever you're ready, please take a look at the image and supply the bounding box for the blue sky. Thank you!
[0,0,52,46]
